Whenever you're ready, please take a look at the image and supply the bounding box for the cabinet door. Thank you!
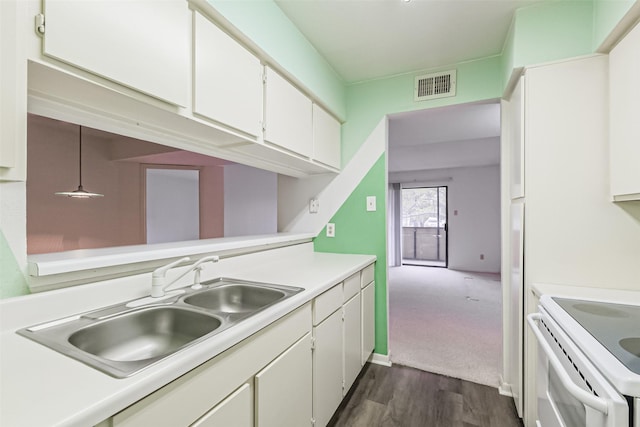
[343,294,361,394]
[312,104,341,169]
[42,0,189,106]
[510,76,525,199]
[361,282,375,365]
[0,0,26,181]
[313,310,343,427]
[192,383,252,427]
[264,67,312,158]
[609,21,640,201]
[193,12,263,138]
[255,333,312,427]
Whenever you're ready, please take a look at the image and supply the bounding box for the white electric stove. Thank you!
[529,295,640,427]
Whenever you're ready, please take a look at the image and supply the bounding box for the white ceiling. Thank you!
[390,102,501,146]
[388,102,501,173]
[274,1,525,174]
[276,0,542,84]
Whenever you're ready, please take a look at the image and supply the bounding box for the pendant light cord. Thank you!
[78,126,83,188]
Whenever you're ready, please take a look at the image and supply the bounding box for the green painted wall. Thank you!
[0,229,29,299]
[316,0,607,356]
[316,56,506,356]
[314,154,388,354]
[502,1,594,91]
[592,0,636,50]
[208,0,346,119]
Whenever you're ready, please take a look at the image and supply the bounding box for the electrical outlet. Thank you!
[309,198,319,214]
[366,196,376,211]
[326,223,335,237]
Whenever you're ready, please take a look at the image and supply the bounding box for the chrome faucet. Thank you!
[151,256,220,298]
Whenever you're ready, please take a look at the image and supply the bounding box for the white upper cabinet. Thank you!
[609,21,640,201]
[41,0,189,107]
[264,66,313,158]
[193,11,263,138]
[312,104,341,169]
[0,0,27,181]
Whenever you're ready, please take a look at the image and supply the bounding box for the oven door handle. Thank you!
[527,313,609,415]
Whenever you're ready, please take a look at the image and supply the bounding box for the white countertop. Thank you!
[0,244,375,427]
[27,233,315,276]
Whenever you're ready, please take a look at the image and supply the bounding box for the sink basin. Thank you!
[184,284,286,313]
[17,278,303,378]
[68,306,221,362]
[18,305,224,378]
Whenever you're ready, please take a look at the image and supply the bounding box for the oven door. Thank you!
[528,310,629,427]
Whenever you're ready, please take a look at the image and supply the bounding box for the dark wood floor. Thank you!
[328,363,523,427]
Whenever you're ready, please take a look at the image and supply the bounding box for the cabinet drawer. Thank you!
[361,264,374,288]
[343,273,360,302]
[313,284,342,325]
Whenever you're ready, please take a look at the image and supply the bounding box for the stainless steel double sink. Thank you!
[17,279,304,378]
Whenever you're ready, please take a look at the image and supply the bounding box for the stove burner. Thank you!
[620,337,640,357]
[552,297,640,376]
[572,303,629,318]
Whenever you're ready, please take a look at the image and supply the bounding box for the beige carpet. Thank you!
[389,266,503,387]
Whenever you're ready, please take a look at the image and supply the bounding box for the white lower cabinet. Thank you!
[192,383,252,427]
[361,281,375,365]
[343,293,361,394]
[99,263,376,427]
[107,304,311,427]
[310,264,375,427]
[255,333,312,427]
[312,310,343,427]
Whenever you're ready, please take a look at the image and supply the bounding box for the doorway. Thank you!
[144,166,200,244]
[401,186,447,268]
[386,101,503,388]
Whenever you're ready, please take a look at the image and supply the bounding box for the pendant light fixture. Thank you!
[55,125,104,198]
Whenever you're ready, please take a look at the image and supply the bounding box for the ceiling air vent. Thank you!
[414,69,456,101]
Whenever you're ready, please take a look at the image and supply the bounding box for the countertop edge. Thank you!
[1,250,376,427]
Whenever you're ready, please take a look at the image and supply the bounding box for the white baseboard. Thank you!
[369,352,392,367]
[498,379,513,397]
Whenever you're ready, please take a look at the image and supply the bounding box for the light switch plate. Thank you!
[326,223,335,237]
[366,196,376,211]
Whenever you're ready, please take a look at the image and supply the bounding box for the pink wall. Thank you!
[200,166,224,239]
[27,115,225,254]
